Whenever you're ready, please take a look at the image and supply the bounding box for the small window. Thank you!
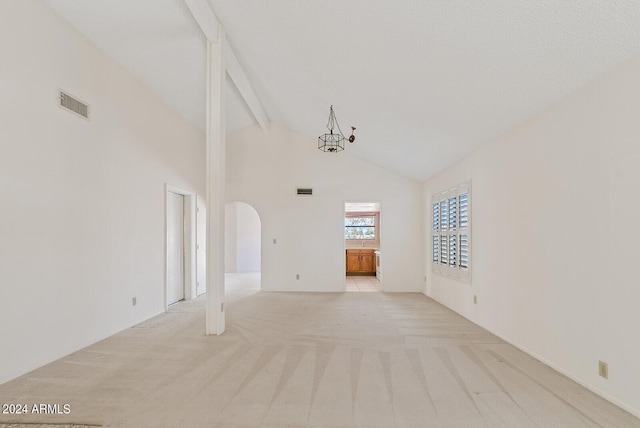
[432,182,471,282]
[345,215,376,240]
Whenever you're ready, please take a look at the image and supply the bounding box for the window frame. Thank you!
[432,182,471,283]
[345,211,380,246]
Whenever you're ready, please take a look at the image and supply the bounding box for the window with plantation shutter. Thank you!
[459,193,468,229]
[449,234,457,267]
[459,234,469,269]
[448,196,457,231]
[431,182,471,283]
[440,235,448,266]
[440,199,448,231]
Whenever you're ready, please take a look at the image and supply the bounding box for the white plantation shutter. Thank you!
[458,190,470,271]
[431,183,471,282]
[432,202,440,264]
[440,199,448,231]
[440,235,448,266]
[459,193,469,229]
[448,196,457,231]
[459,234,469,269]
[449,234,457,267]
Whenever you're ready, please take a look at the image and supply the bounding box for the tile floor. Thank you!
[345,275,381,292]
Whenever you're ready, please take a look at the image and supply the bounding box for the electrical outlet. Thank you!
[598,361,608,379]
[132,297,137,306]
[473,295,477,304]
[296,274,300,280]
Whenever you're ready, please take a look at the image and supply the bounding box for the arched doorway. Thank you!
[224,201,261,293]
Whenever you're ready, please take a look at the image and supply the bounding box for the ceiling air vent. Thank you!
[59,90,89,120]
[297,188,313,196]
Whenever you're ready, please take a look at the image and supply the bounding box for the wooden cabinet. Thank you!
[346,251,361,272]
[346,249,376,275]
[360,251,374,272]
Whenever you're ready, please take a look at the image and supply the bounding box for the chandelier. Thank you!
[318,105,356,153]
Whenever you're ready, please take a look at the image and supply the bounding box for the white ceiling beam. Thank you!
[224,47,270,132]
[183,0,218,42]
[184,0,270,132]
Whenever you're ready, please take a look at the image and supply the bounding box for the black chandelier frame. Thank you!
[318,105,355,153]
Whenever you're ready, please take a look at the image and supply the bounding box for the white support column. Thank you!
[205,28,226,335]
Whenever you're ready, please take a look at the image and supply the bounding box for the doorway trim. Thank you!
[165,183,198,310]
[343,200,383,291]
[196,196,207,297]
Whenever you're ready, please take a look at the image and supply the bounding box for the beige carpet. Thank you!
[1,273,638,427]
[0,425,99,427]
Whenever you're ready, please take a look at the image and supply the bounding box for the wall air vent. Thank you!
[59,90,89,120]
[297,188,313,196]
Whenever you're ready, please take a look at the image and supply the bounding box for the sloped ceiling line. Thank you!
[184,0,269,131]
[45,0,640,181]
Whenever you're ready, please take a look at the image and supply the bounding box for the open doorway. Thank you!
[165,184,199,308]
[344,202,382,292]
[225,201,261,294]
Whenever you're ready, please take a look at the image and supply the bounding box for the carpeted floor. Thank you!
[1,273,638,427]
[0,425,99,428]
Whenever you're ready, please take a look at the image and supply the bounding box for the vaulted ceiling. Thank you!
[45,0,640,181]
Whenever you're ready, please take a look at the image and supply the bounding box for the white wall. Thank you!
[0,2,205,384]
[225,203,238,272]
[227,124,423,292]
[225,201,261,273]
[423,53,640,416]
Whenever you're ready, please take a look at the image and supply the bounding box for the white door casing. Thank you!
[196,196,207,296]
[167,192,185,305]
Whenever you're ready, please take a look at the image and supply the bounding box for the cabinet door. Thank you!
[346,251,361,272]
[360,252,375,272]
